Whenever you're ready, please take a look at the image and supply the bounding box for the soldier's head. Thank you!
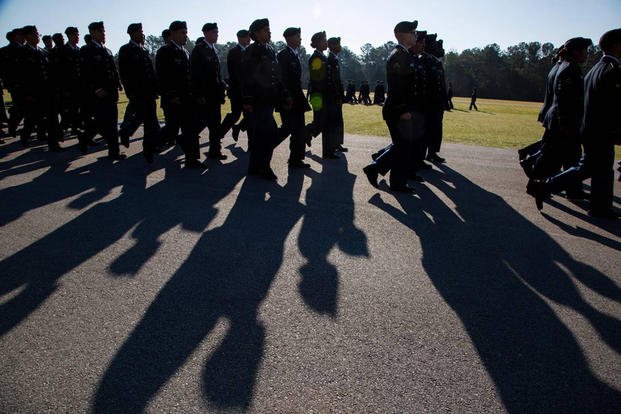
[236,29,250,47]
[52,33,64,47]
[65,27,79,46]
[393,21,417,49]
[22,26,39,47]
[328,37,341,54]
[42,34,52,49]
[412,30,427,54]
[12,28,25,44]
[561,37,592,64]
[310,31,327,51]
[424,33,437,53]
[283,27,301,49]
[84,34,92,45]
[249,18,270,44]
[88,21,105,44]
[599,28,621,58]
[168,21,188,46]
[202,23,218,44]
[161,29,171,45]
[127,23,144,44]
[6,31,15,43]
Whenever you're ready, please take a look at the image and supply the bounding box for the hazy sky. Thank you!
[0,0,619,54]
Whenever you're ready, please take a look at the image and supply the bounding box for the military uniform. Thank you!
[118,40,160,151]
[0,41,25,136]
[359,81,371,105]
[422,51,448,161]
[221,42,247,138]
[155,41,200,164]
[241,40,289,178]
[325,49,345,156]
[78,39,122,157]
[278,44,311,165]
[373,82,385,105]
[56,42,82,133]
[190,38,226,158]
[13,43,61,149]
[307,49,328,145]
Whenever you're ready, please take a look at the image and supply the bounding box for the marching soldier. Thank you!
[358,80,371,105]
[469,87,478,111]
[422,33,448,163]
[78,21,124,160]
[345,80,357,104]
[221,29,251,142]
[278,27,312,168]
[57,26,81,135]
[161,29,171,45]
[326,36,347,154]
[307,31,329,156]
[42,35,53,53]
[191,22,227,160]
[14,25,62,150]
[373,80,385,105]
[152,21,203,168]
[118,23,160,155]
[241,18,291,180]
[363,21,423,193]
[1,29,25,137]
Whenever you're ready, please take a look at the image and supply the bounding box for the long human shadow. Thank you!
[370,165,621,412]
[0,149,246,336]
[297,155,369,316]
[93,169,307,412]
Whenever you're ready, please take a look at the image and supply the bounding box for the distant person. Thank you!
[221,29,251,142]
[277,27,312,168]
[326,36,346,154]
[373,80,385,105]
[528,29,621,218]
[41,34,53,52]
[57,26,81,136]
[527,37,592,201]
[161,29,171,45]
[345,80,357,104]
[447,81,454,110]
[118,23,159,157]
[469,87,478,111]
[358,80,371,105]
[307,31,329,153]
[422,33,449,164]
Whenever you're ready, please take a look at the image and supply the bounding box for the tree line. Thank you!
[139,35,604,102]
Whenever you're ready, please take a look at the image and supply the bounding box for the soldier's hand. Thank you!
[243,104,253,113]
[400,112,412,121]
[95,88,109,98]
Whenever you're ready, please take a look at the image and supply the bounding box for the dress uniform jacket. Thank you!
[538,61,561,123]
[79,42,120,101]
[543,61,584,136]
[118,41,158,100]
[277,46,311,113]
[191,40,225,104]
[156,43,191,105]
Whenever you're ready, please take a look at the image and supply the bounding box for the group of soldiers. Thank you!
[362,21,450,193]
[343,80,386,105]
[521,28,621,219]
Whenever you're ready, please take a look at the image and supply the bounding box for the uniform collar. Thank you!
[329,51,338,59]
[238,43,248,51]
[288,45,299,56]
[91,40,103,48]
[130,40,143,48]
[603,54,621,65]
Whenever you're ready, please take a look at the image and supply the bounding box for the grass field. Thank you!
[4,91,618,157]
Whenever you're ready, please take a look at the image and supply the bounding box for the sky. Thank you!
[0,0,619,54]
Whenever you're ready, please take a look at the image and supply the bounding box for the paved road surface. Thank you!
[1,131,620,412]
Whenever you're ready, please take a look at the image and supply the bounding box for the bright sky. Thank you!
[0,0,619,54]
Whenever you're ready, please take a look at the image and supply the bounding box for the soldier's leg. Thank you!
[286,110,306,164]
[94,98,120,157]
[221,97,243,136]
[587,142,615,214]
[206,103,223,158]
[140,98,161,152]
[180,101,200,163]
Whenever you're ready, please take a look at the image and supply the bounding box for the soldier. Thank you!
[345,80,357,104]
[447,81,454,110]
[326,36,346,155]
[410,29,431,172]
[358,80,371,105]
[57,26,82,135]
[363,21,423,193]
[241,18,291,180]
[13,25,62,150]
[191,22,227,160]
[161,29,171,45]
[78,21,124,160]
[528,29,621,218]
[42,35,53,52]
[469,87,478,111]
[307,31,329,155]
[1,29,26,137]
[221,29,251,142]
[118,23,160,156]
[422,33,448,164]
[278,27,312,168]
[527,37,592,200]
[52,33,64,48]
[152,20,203,168]
[373,80,385,105]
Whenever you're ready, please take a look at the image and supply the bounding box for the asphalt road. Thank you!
[1,131,620,413]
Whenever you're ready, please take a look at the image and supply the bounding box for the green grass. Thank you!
[5,91,618,157]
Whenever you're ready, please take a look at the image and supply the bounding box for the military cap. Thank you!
[21,25,38,35]
[202,22,218,32]
[88,21,104,31]
[127,23,142,35]
[599,28,621,52]
[425,33,437,43]
[310,31,326,48]
[394,21,417,33]
[12,27,24,36]
[65,26,78,35]
[415,30,427,41]
[169,21,187,31]
[236,29,249,37]
[249,18,269,34]
[161,29,171,38]
[283,27,300,38]
[42,34,51,41]
[563,37,592,51]
[328,36,341,46]
[52,33,64,42]
[6,31,14,42]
